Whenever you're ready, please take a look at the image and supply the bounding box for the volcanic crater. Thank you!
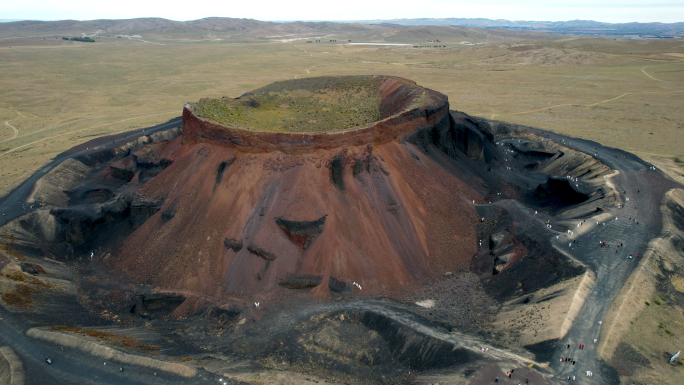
[0,74,633,383]
[5,75,610,313]
[123,75,478,308]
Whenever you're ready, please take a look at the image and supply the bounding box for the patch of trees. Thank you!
[62,37,96,42]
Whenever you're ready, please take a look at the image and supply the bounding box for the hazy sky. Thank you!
[3,0,683,23]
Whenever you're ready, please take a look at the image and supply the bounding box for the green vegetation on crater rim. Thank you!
[191,76,389,133]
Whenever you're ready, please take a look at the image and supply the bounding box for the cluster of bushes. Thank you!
[62,37,96,42]
[307,39,339,43]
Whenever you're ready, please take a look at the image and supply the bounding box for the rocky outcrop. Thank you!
[27,158,90,207]
[215,156,236,188]
[328,277,350,295]
[247,244,277,261]
[130,196,162,229]
[130,294,186,318]
[22,192,155,248]
[275,215,326,249]
[102,195,131,223]
[161,208,175,223]
[20,262,45,275]
[75,126,181,168]
[277,274,322,289]
[330,155,345,190]
[49,207,105,245]
[223,238,242,252]
[473,205,586,300]
[109,155,137,182]
[406,110,495,166]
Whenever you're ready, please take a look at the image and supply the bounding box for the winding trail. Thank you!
[641,66,663,82]
[4,121,18,139]
[294,65,318,78]
[490,90,684,119]
[555,66,588,87]
[291,44,348,78]
[1,111,178,144]
[2,108,26,139]
[293,44,313,57]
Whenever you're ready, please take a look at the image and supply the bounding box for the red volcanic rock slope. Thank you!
[115,76,482,304]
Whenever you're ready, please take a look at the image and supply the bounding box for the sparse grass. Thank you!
[0,269,53,309]
[51,325,161,353]
[192,76,384,132]
[1,283,36,308]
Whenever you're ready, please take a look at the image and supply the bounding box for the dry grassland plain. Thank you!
[1,34,683,195]
[1,28,684,383]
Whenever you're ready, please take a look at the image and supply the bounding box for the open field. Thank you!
[0,30,683,197]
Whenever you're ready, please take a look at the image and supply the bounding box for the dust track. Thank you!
[2,108,26,139]
[26,328,196,378]
[0,346,25,385]
[641,66,663,82]
[4,121,18,138]
[490,90,684,119]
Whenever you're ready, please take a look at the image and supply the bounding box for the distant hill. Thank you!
[355,18,684,37]
[1,17,680,41]
[0,17,566,43]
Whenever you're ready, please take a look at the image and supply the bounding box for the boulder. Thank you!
[109,155,137,182]
[328,277,350,295]
[20,262,45,275]
[223,238,243,252]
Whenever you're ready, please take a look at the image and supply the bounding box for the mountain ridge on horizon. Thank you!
[1,16,681,38]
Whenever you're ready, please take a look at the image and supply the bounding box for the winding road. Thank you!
[526,127,681,384]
